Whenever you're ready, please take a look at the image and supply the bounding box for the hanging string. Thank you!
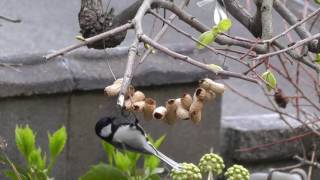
[103,0,117,81]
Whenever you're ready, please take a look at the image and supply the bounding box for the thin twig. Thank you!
[148,10,247,65]
[0,15,21,23]
[44,22,134,60]
[236,131,313,152]
[308,144,317,180]
[255,33,320,60]
[139,0,189,63]
[265,7,320,43]
[140,34,257,83]
[294,155,320,168]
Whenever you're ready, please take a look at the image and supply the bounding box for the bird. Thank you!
[95,116,182,170]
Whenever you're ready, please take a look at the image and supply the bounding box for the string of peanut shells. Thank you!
[104,78,225,124]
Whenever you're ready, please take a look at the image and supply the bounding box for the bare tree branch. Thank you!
[44,22,133,60]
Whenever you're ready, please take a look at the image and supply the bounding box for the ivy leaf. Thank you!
[144,135,166,171]
[217,18,232,32]
[262,71,277,92]
[48,126,67,162]
[79,163,127,180]
[152,135,166,149]
[113,151,131,172]
[207,64,223,74]
[28,148,46,170]
[315,53,320,65]
[145,174,161,180]
[197,31,215,49]
[144,155,160,172]
[15,125,36,160]
[101,141,115,165]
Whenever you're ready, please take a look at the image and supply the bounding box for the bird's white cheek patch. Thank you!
[100,125,112,138]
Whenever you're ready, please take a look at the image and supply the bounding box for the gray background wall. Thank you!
[1,0,320,179]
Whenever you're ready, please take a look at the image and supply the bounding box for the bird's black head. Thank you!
[95,116,115,140]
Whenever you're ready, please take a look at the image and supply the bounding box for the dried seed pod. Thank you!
[113,78,123,85]
[189,100,204,124]
[175,98,190,120]
[199,78,225,94]
[181,93,193,110]
[124,99,133,111]
[104,83,121,96]
[204,89,216,101]
[133,101,145,112]
[198,78,211,90]
[190,110,202,124]
[132,91,145,102]
[164,99,178,124]
[143,98,156,120]
[153,106,167,120]
[194,88,207,101]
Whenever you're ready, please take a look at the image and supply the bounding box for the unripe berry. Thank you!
[224,164,250,180]
[170,163,202,180]
[199,153,225,175]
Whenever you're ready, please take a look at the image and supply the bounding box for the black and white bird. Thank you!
[95,116,182,170]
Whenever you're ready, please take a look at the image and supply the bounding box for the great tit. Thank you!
[95,116,182,170]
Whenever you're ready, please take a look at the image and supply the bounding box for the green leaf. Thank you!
[144,135,165,171]
[262,70,277,91]
[48,126,67,161]
[197,31,215,49]
[113,151,131,172]
[101,141,115,165]
[144,156,160,171]
[315,53,320,64]
[79,163,127,180]
[15,125,36,160]
[126,151,141,172]
[144,173,161,180]
[217,18,232,32]
[315,0,320,5]
[207,64,223,74]
[152,135,166,149]
[28,148,46,170]
[3,170,24,180]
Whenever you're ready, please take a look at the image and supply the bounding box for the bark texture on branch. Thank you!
[223,0,262,38]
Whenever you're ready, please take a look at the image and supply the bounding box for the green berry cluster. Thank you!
[224,164,250,180]
[170,163,202,180]
[198,153,225,175]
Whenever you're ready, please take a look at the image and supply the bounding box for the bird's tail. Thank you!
[147,143,182,170]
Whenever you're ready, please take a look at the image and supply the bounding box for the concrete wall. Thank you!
[0,84,221,180]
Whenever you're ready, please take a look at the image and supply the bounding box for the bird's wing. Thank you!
[112,125,150,153]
